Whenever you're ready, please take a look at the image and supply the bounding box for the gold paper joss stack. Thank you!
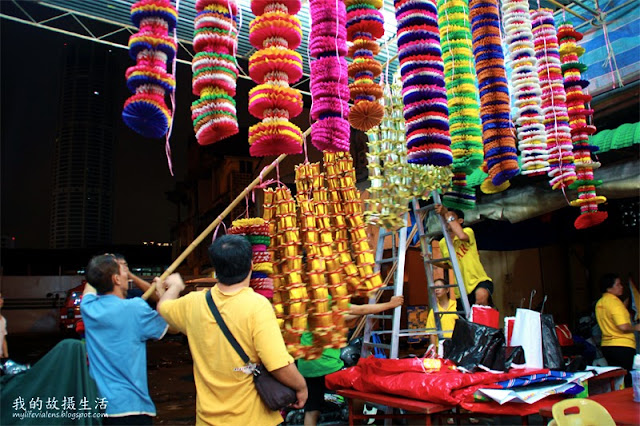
[324,154,361,294]
[262,189,285,329]
[297,163,352,351]
[324,152,383,297]
[365,74,453,231]
[295,164,332,357]
[275,186,308,358]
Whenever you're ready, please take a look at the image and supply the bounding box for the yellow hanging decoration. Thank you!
[324,152,383,297]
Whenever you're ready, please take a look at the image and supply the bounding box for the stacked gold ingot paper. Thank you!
[366,73,453,231]
[324,154,362,294]
[295,163,332,358]
[306,163,351,349]
[274,186,308,358]
[263,189,286,329]
[325,152,383,297]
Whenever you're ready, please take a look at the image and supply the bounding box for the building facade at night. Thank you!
[49,44,118,249]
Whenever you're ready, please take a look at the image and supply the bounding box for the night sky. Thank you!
[1,20,191,249]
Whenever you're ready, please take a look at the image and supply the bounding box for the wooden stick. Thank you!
[142,152,288,300]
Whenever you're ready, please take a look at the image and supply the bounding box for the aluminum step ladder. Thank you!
[361,191,470,359]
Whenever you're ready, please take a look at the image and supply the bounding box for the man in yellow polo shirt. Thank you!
[426,279,458,352]
[595,273,640,387]
[435,205,493,307]
[157,235,307,425]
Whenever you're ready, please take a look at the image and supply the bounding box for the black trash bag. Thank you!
[505,346,525,367]
[443,318,506,372]
[541,314,565,370]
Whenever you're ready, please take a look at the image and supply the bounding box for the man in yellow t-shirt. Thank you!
[435,205,493,307]
[595,273,640,387]
[426,279,458,351]
[157,235,307,425]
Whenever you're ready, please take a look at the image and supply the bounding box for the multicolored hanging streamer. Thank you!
[228,218,275,298]
[309,0,351,152]
[247,0,304,156]
[531,9,576,190]
[558,21,607,229]
[437,0,482,207]
[469,0,519,192]
[123,0,177,139]
[190,0,240,145]
[501,0,550,179]
[345,0,385,131]
[394,0,452,166]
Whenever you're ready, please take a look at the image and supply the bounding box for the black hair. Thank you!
[433,278,450,297]
[450,209,464,221]
[208,235,253,285]
[86,254,120,294]
[600,273,620,294]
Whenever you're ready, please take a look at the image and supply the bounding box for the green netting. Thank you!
[466,122,639,188]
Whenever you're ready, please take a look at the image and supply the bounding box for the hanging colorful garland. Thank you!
[437,0,482,207]
[228,218,275,298]
[531,9,576,190]
[366,74,452,229]
[345,0,385,131]
[469,0,520,191]
[309,0,351,152]
[247,0,304,156]
[394,0,452,166]
[190,0,240,145]
[123,0,177,139]
[501,0,550,179]
[558,21,607,229]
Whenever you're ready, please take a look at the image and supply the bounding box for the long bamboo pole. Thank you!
[141,127,315,300]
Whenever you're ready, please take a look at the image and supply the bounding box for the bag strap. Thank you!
[205,290,250,364]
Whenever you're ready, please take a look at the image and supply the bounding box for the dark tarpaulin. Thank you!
[1,339,103,425]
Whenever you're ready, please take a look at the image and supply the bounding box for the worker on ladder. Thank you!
[434,204,494,309]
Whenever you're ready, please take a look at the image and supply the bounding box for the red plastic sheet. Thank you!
[460,394,565,416]
[326,356,547,406]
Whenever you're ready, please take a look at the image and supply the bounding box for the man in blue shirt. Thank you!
[81,254,168,425]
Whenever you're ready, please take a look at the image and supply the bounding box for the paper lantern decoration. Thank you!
[123,0,178,139]
[190,0,240,145]
[469,0,519,190]
[558,21,607,229]
[247,0,304,156]
[394,0,451,166]
[345,0,385,131]
[531,9,576,190]
[309,0,351,152]
[501,0,550,178]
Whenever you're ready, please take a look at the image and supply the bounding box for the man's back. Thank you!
[81,294,167,417]
[158,285,293,426]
